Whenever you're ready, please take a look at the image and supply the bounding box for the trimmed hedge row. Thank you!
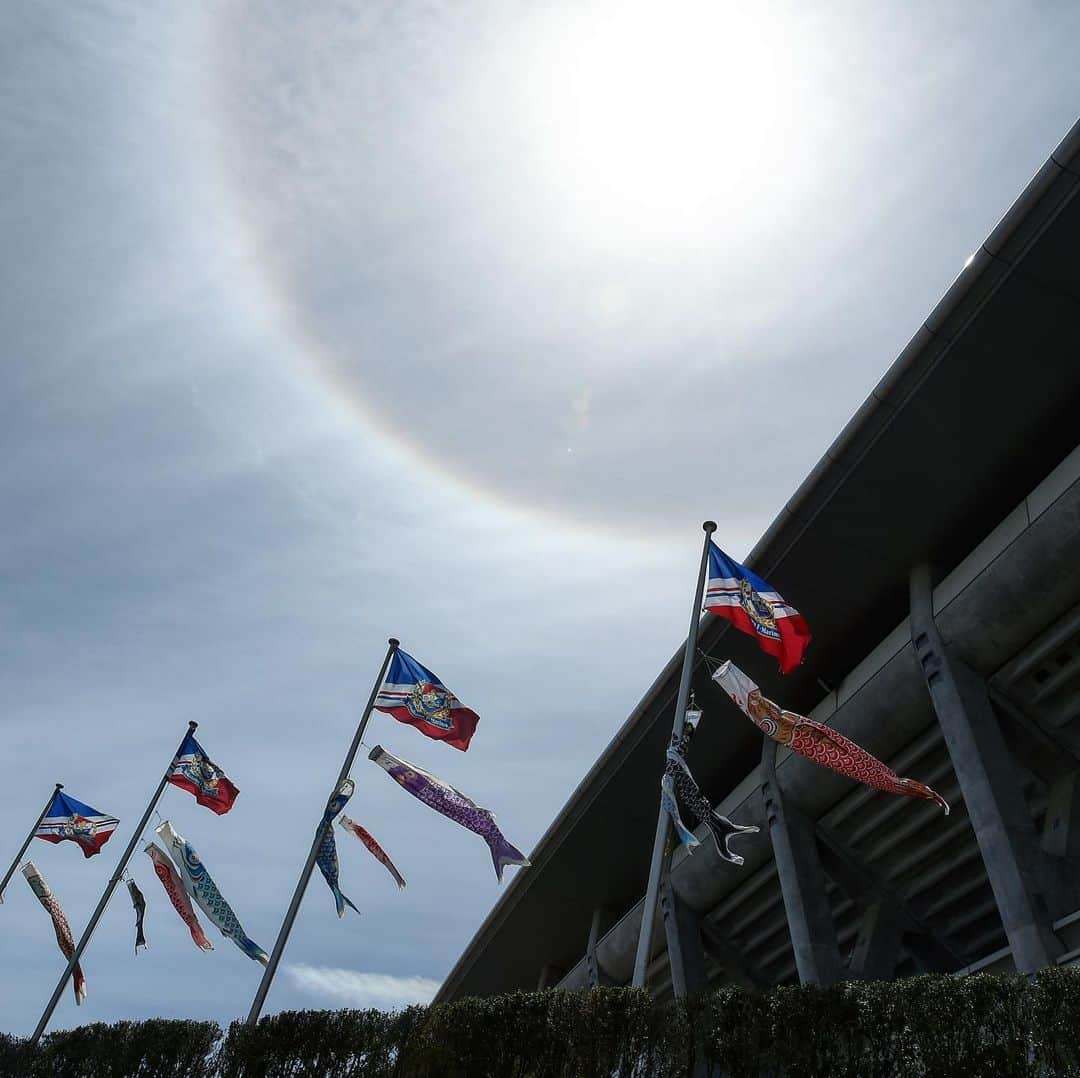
[4,969,1079,1077]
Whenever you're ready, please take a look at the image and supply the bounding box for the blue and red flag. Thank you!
[35,790,119,858]
[703,543,811,674]
[168,732,239,815]
[375,649,479,751]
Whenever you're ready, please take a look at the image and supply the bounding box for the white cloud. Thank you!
[285,965,441,1010]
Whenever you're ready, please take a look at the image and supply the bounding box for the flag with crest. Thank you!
[703,543,811,674]
[168,731,239,815]
[375,649,479,751]
[35,790,119,858]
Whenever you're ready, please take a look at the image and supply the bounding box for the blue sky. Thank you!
[2,0,1079,1036]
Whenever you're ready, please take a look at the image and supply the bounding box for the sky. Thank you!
[2,0,1079,1037]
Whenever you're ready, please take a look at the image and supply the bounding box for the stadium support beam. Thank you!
[699,921,767,988]
[660,875,708,998]
[990,690,1080,863]
[905,932,964,974]
[815,823,966,972]
[1043,772,1080,859]
[761,739,842,986]
[537,964,563,991]
[586,908,617,988]
[990,687,1080,781]
[910,565,1062,973]
[848,896,904,981]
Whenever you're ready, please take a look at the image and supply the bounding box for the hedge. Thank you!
[3,969,1079,1077]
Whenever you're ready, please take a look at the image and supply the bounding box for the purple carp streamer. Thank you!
[144,842,214,952]
[664,737,758,865]
[714,661,949,813]
[22,861,86,1005]
[339,815,407,890]
[315,779,359,918]
[156,821,269,964]
[369,745,530,882]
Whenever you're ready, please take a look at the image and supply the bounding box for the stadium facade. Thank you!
[437,117,1080,1003]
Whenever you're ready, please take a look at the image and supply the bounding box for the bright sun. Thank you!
[511,1,818,251]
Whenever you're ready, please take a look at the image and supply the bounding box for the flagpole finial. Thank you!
[703,521,717,534]
[388,638,400,648]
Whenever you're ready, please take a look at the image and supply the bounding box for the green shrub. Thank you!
[216,1006,425,1078]
[4,970,1079,1077]
[398,988,676,1078]
[29,1019,220,1078]
[0,1033,31,1078]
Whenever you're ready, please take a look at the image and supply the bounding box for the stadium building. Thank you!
[437,117,1080,1002]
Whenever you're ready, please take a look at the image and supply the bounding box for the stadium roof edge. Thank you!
[434,115,1080,1004]
[745,115,1080,577]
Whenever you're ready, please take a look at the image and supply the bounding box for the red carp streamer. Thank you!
[144,842,214,951]
[339,815,407,889]
[714,661,949,813]
[22,862,87,1004]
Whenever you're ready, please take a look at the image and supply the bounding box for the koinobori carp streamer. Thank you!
[369,745,529,882]
[315,780,360,918]
[155,821,268,964]
[144,842,214,952]
[22,862,87,1004]
[339,815,406,890]
[714,660,949,813]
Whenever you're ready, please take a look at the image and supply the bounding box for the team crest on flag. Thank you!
[375,649,479,751]
[703,543,811,674]
[35,790,119,858]
[408,682,454,729]
[168,732,239,815]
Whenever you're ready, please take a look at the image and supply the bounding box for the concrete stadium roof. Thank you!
[437,116,1080,1002]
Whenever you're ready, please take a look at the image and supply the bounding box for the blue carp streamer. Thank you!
[315,779,360,918]
[660,773,700,852]
[155,820,268,965]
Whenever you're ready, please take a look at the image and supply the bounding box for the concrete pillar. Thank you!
[536,964,561,991]
[910,564,1062,973]
[761,739,842,986]
[848,896,904,981]
[586,908,616,988]
[660,875,708,998]
[1044,771,1080,859]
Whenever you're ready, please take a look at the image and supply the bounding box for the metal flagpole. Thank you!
[246,637,399,1026]
[0,783,63,904]
[30,721,198,1045]
[632,521,716,988]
